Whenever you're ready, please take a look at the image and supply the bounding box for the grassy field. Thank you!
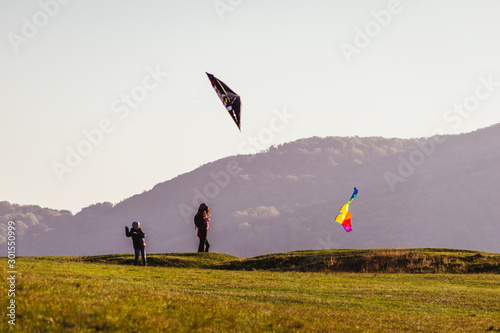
[2,249,500,332]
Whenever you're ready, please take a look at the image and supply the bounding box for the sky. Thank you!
[1,0,500,213]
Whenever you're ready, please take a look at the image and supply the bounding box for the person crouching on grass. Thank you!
[125,221,147,266]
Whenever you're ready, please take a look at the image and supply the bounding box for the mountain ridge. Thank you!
[2,123,499,256]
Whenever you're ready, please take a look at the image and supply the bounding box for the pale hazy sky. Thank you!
[2,0,500,213]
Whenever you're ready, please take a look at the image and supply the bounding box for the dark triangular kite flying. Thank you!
[206,72,241,131]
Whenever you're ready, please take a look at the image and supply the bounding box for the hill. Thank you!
[2,251,500,332]
[68,249,500,274]
[2,124,500,256]
[212,248,500,274]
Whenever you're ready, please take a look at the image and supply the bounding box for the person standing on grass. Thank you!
[125,221,147,266]
[194,203,211,252]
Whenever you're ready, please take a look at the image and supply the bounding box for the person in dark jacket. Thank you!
[194,203,211,252]
[125,221,147,266]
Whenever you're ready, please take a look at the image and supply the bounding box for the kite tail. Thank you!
[348,187,358,204]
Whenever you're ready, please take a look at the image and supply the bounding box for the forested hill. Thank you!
[2,124,500,257]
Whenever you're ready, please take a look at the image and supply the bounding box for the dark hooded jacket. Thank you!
[125,227,146,249]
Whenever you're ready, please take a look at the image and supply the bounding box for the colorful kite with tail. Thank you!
[334,187,358,232]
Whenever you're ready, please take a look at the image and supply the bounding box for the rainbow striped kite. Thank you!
[334,187,358,232]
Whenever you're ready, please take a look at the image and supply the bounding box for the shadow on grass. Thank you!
[72,252,239,268]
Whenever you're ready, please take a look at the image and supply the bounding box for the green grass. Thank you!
[1,249,500,332]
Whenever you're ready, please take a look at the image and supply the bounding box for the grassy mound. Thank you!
[213,248,500,273]
[54,248,500,273]
[61,252,239,268]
